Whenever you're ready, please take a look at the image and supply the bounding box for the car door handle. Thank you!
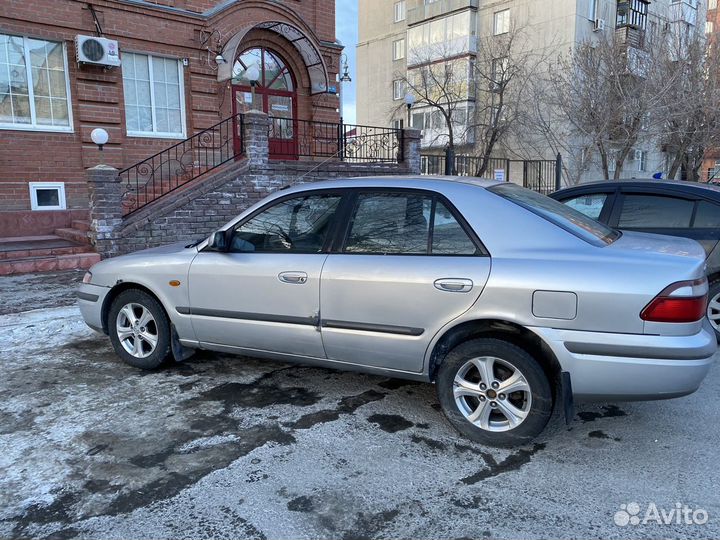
[434,278,473,293]
[278,271,308,284]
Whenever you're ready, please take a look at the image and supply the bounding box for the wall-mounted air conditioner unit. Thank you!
[594,18,606,32]
[75,35,121,67]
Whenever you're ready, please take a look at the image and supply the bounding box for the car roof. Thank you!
[552,179,720,200]
[279,175,504,193]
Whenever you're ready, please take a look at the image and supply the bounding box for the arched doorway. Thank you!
[232,47,298,160]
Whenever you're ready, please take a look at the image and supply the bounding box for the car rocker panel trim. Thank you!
[321,319,425,336]
[176,306,319,326]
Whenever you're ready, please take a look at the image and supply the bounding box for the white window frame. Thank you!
[394,1,406,23]
[0,34,74,133]
[637,150,648,172]
[706,21,715,34]
[711,0,718,9]
[588,0,598,20]
[493,9,511,36]
[393,79,406,100]
[29,182,66,211]
[393,38,405,61]
[123,52,187,139]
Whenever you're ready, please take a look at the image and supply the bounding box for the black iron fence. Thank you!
[421,154,508,178]
[269,117,403,163]
[119,114,404,215]
[120,114,243,215]
[421,152,562,195]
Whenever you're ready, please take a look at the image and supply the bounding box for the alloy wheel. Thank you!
[707,291,720,332]
[115,302,158,359]
[453,356,532,432]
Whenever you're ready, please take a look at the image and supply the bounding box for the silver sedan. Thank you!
[77,177,716,446]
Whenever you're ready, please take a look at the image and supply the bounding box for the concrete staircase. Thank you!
[0,220,100,276]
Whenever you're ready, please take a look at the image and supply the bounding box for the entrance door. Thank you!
[231,47,298,160]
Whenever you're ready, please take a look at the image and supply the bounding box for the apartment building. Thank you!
[357,0,705,182]
[702,0,719,181]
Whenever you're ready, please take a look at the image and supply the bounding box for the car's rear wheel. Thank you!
[436,338,553,447]
[108,289,171,370]
[707,280,720,341]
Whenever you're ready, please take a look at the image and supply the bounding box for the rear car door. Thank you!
[554,189,616,223]
[319,189,491,374]
[610,190,720,256]
[187,190,343,358]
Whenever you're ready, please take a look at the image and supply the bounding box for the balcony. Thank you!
[669,0,698,27]
[407,0,478,26]
[412,103,475,149]
[407,36,478,66]
[615,26,646,49]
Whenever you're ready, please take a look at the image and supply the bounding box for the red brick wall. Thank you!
[0,0,340,215]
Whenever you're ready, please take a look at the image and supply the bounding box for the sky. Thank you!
[336,0,358,124]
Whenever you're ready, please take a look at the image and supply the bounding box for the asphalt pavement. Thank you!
[0,273,718,539]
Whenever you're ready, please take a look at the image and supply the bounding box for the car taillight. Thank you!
[640,278,708,323]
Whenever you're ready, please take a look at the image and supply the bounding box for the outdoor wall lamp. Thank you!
[246,64,261,108]
[90,128,109,151]
[404,93,415,126]
[339,53,352,83]
[214,53,227,65]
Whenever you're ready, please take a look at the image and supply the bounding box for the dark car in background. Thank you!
[551,181,720,339]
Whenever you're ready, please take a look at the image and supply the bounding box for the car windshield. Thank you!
[488,183,621,246]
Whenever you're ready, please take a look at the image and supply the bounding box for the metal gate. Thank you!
[420,152,562,195]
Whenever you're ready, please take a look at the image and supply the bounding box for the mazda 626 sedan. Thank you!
[77,177,716,447]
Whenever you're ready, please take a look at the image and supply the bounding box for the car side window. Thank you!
[693,200,720,228]
[230,194,342,253]
[561,193,607,220]
[344,192,478,255]
[618,194,694,229]
[432,201,477,255]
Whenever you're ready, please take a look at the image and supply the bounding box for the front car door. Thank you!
[319,189,492,374]
[187,191,343,358]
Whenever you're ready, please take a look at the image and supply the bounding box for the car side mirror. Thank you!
[207,230,229,252]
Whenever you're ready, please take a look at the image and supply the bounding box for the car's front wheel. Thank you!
[108,289,171,370]
[436,338,553,447]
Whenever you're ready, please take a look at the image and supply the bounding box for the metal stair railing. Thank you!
[120,113,244,215]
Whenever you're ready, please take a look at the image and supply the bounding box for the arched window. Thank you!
[232,47,294,91]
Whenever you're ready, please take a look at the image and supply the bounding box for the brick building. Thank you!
[0,0,342,238]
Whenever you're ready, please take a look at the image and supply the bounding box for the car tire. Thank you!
[436,338,553,447]
[707,280,720,342]
[108,289,171,370]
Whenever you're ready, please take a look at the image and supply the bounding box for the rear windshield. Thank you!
[488,183,621,246]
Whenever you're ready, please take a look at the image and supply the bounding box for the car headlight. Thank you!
[82,271,93,284]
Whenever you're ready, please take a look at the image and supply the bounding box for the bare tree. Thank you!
[545,32,678,181]
[656,32,720,181]
[530,25,720,183]
[397,51,470,151]
[394,25,542,177]
[514,73,593,186]
[468,28,543,177]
